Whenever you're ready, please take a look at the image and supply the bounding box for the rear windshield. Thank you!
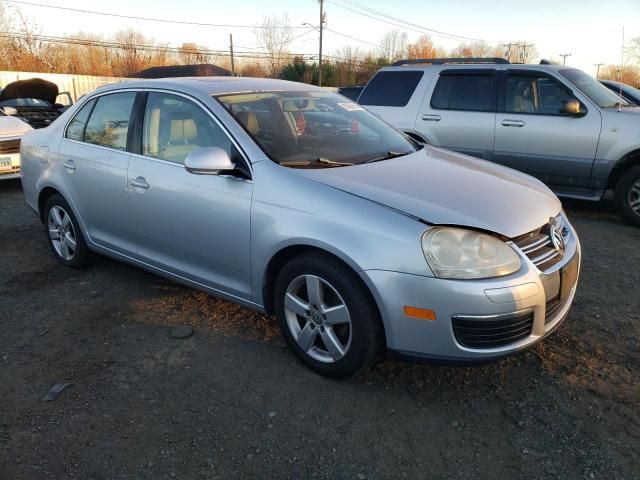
[358,71,424,107]
[217,90,419,167]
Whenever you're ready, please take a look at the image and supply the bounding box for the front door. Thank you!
[128,91,253,300]
[58,91,138,254]
[493,70,601,190]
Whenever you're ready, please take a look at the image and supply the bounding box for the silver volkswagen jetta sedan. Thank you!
[20,78,580,377]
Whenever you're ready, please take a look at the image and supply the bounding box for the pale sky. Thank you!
[3,0,640,76]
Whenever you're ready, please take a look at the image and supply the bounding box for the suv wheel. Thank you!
[45,194,92,267]
[274,253,384,378]
[614,165,640,227]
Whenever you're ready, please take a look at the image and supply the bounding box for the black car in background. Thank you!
[600,79,640,106]
[0,78,71,128]
[337,85,365,102]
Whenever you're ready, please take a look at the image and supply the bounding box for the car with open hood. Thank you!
[19,77,580,377]
[0,78,70,129]
[0,108,31,180]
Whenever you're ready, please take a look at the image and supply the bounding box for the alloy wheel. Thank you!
[284,274,352,364]
[628,179,640,215]
[48,205,77,261]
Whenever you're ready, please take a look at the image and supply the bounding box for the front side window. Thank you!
[217,90,419,166]
[142,92,234,165]
[84,92,136,150]
[65,99,96,141]
[504,74,579,115]
[431,73,496,112]
[358,71,424,107]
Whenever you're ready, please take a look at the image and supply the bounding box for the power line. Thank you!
[4,0,310,29]
[0,31,376,66]
[328,0,486,43]
[325,27,379,48]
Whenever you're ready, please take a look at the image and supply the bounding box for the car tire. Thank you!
[274,252,385,378]
[44,194,92,268]
[614,164,640,227]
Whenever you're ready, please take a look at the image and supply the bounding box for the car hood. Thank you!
[0,78,58,105]
[294,146,561,238]
[0,115,32,136]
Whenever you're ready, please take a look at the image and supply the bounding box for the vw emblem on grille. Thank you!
[550,224,565,253]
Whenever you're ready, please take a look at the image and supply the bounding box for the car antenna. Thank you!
[619,26,624,113]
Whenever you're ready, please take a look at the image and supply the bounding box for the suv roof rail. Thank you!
[391,57,510,66]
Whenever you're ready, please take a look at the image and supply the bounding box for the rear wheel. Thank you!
[274,253,384,378]
[44,194,91,267]
[614,165,640,227]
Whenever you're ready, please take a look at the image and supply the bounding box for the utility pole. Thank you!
[229,33,235,76]
[559,53,571,66]
[594,63,604,78]
[519,43,533,63]
[318,0,324,87]
[502,42,514,62]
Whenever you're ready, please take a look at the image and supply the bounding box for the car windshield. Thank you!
[216,90,419,167]
[0,98,52,108]
[560,69,631,108]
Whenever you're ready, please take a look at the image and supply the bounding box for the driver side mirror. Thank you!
[184,147,235,175]
[2,107,18,116]
[561,99,583,116]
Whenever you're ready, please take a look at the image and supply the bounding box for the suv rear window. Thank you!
[431,73,496,112]
[358,71,423,107]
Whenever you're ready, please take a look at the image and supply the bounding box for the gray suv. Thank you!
[359,58,640,226]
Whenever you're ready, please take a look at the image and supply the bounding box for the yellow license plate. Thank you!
[0,157,12,170]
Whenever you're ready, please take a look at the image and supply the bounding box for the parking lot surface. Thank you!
[1,178,638,479]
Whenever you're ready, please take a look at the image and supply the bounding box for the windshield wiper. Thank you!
[362,151,412,164]
[279,157,353,168]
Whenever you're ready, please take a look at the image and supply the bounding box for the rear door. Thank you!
[418,69,498,159]
[493,69,601,189]
[127,91,253,300]
[58,91,138,254]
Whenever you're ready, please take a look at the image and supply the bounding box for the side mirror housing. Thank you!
[3,107,18,116]
[561,99,583,116]
[184,147,235,175]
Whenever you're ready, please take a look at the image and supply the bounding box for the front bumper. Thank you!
[361,221,581,362]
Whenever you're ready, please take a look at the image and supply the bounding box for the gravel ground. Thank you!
[0,178,639,480]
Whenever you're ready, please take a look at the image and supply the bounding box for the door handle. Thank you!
[130,177,149,189]
[422,114,441,122]
[63,160,76,171]
[501,119,525,127]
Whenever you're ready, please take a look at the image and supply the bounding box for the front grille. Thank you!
[0,138,20,154]
[452,312,534,349]
[545,299,564,324]
[513,216,569,271]
[15,107,61,129]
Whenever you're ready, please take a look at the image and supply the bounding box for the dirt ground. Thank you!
[0,178,638,480]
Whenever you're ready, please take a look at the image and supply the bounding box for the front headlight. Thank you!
[421,227,521,279]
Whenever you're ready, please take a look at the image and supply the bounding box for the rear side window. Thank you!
[431,73,496,112]
[358,71,424,107]
[65,99,96,141]
[84,92,137,151]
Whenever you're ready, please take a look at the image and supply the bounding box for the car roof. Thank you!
[379,63,574,73]
[94,77,324,96]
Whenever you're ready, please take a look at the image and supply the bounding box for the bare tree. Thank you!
[253,15,295,77]
[626,37,640,64]
[111,29,152,77]
[178,42,210,64]
[600,64,640,88]
[380,29,408,62]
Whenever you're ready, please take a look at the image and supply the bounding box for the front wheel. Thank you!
[274,253,384,378]
[614,165,640,227]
